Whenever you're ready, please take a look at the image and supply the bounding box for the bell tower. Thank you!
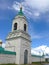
[5,6,31,64]
[12,6,28,32]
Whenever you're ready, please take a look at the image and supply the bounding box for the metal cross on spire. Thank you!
[19,0,23,13]
[20,0,22,10]
[18,0,24,16]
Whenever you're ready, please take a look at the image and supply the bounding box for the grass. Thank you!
[0,64,17,65]
[0,63,42,65]
[32,62,49,65]
[32,62,44,65]
[0,62,49,65]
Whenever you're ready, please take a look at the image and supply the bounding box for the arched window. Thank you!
[24,24,26,31]
[14,23,17,30]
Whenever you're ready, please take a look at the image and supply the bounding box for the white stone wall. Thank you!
[20,38,31,64]
[0,54,16,64]
[31,56,45,62]
[5,38,21,52]
[5,38,22,64]
[5,36,31,64]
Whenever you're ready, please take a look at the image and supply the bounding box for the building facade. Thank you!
[0,6,47,64]
[5,7,31,64]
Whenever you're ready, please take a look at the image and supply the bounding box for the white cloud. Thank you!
[11,0,49,20]
[33,12,40,17]
[12,2,20,11]
[31,48,41,55]
[12,1,40,19]
[34,45,47,51]
[2,43,5,48]
[45,47,49,54]
[12,0,49,12]
[31,45,49,56]
[25,0,49,11]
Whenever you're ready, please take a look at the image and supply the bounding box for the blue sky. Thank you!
[0,0,49,49]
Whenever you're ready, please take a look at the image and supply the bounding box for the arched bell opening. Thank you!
[14,23,17,30]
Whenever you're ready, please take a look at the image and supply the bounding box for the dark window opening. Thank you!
[24,24,26,31]
[24,50,28,64]
[14,23,17,30]
[45,58,48,62]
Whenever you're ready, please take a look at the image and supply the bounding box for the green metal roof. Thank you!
[31,55,44,58]
[0,47,4,51]
[0,50,16,55]
[0,46,16,55]
[18,7,24,16]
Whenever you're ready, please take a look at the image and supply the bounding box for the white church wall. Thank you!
[5,38,22,64]
[19,38,31,64]
[0,54,16,64]
[5,38,21,52]
[31,55,45,62]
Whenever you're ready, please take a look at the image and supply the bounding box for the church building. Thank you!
[5,6,31,64]
[0,6,45,64]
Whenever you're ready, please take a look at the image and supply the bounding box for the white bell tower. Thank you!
[5,6,31,64]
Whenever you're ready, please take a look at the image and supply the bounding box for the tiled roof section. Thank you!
[0,46,16,55]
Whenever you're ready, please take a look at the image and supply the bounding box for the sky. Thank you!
[0,0,49,55]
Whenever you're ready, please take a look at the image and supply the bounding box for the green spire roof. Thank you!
[18,7,24,16]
